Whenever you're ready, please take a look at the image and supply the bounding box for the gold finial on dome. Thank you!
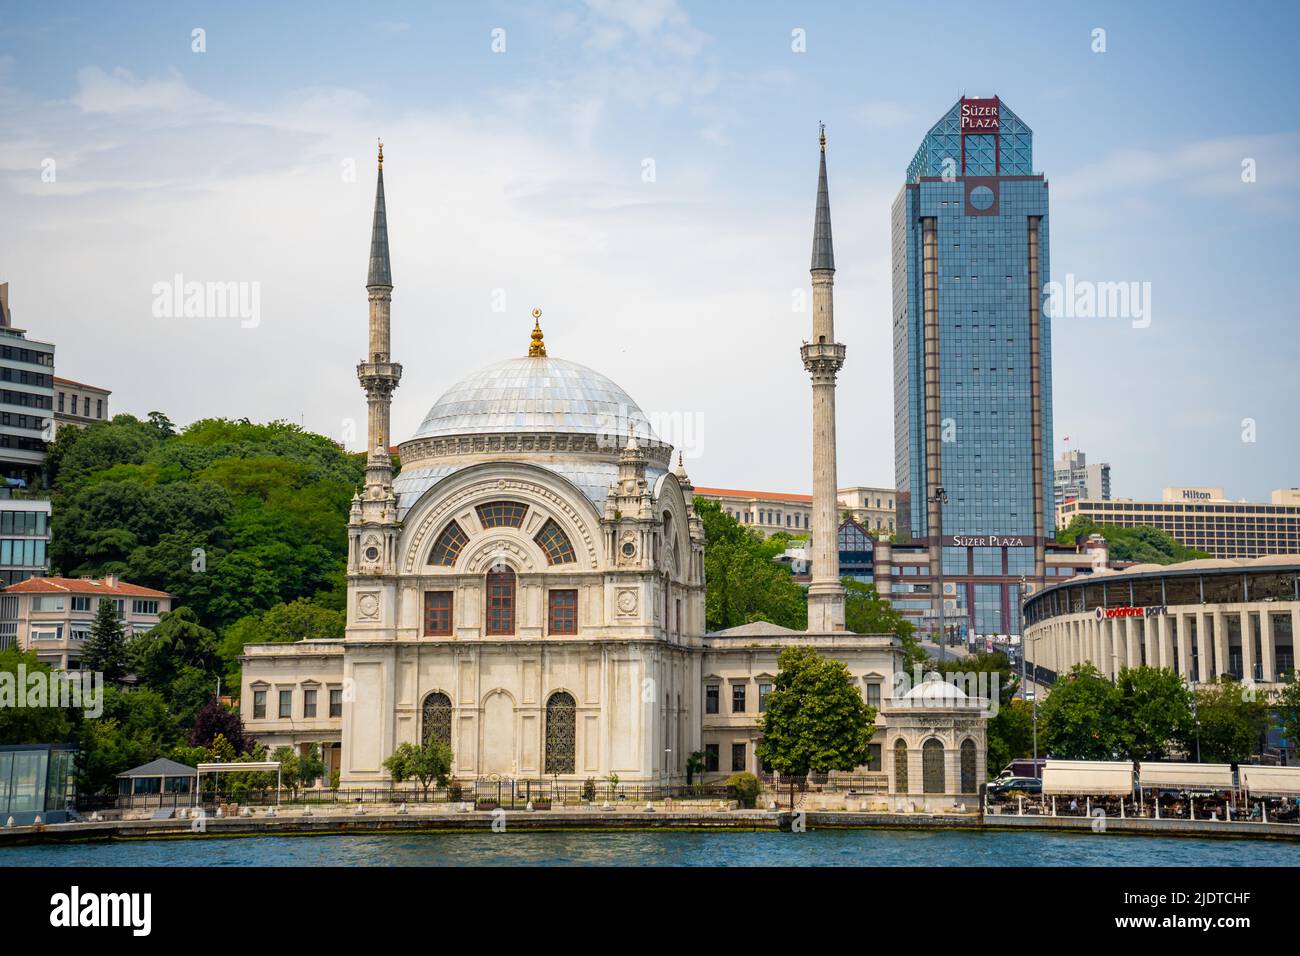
[378,138,384,169]
[528,308,546,357]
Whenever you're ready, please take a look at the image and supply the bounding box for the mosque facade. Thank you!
[240,136,987,807]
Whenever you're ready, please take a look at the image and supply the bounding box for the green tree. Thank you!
[842,578,927,669]
[1276,677,1300,761]
[1195,678,1269,763]
[0,647,75,744]
[75,687,181,794]
[81,598,129,683]
[383,740,454,797]
[694,498,806,631]
[216,598,345,689]
[272,744,325,797]
[1115,666,1194,760]
[1055,516,1210,564]
[1038,663,1122,760]
[756,646,875,782]
[130,606,219,693]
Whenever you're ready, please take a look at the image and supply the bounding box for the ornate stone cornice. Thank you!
[400,431,672,469]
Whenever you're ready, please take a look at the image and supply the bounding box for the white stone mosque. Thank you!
[240,135,988,808]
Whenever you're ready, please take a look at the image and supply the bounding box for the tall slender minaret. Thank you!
[357,139,402,515]
[801,124,846,632]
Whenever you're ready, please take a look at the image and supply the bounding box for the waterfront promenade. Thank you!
[4,804,1299,847]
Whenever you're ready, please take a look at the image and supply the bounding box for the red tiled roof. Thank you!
[693,486,814,504]
[2,577,171,598]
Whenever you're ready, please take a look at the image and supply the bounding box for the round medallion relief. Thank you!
[617,590,638,614]
[358,593,380,618]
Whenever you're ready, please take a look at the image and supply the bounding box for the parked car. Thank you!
[994,758,1047,782]
[988,776,1043,796]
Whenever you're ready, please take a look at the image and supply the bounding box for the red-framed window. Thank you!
[548,589,578,635]
[424,591,453,636]
[485,568,516,635]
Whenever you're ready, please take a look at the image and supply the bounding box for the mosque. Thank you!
[240,135,987,808]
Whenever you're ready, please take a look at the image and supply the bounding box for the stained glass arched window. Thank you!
[923,738,945,794]
[960,738,977,794]
[544,691,576,774]
[534,518,575,565]
[893,738,908,793]
[429,521,469,566]
[421,692,452,748]
[476,500,527,528]
[486,567,516,635]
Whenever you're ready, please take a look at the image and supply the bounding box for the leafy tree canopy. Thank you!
[694,498,806,631]
[756,646,875,777]
[1055,516,1210,565]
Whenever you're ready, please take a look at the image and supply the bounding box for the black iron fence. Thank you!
[81,780,742,812]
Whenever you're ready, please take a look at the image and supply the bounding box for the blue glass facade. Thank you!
[892,97,1054,637]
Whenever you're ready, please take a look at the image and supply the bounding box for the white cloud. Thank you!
[71,66,217,116]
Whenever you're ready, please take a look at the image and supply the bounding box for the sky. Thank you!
[1,0,1297,502]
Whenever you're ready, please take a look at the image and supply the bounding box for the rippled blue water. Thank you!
[4,829,1298,866]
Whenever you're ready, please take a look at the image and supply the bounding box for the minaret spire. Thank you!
[357,141,402,515]
[801,125,846,632]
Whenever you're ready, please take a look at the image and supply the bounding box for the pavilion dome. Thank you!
[902,679,969,701]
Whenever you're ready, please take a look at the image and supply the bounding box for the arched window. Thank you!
[960,738,977,794]
[429,521,469,566]
[476,500,527,528]
[485,567,516,635]
[534,518,575,565]
[893,738,908,793]
[923,738,945,794]
[544,691,576,774]
[421,692,452,748]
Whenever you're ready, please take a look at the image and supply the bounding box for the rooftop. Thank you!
[3,576,171,598]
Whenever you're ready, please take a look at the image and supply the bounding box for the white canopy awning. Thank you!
[197,762,281,772]
[1240,765,1300,797]
[1138,761,1234,790]
[1042,760,1133,796]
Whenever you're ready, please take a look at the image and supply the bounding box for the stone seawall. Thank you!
[2,808,1298,847]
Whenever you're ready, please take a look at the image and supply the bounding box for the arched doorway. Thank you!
[544,692,576,775]
[893,738,908,793]
[421,692,452,748]
[922,738,945,794]
[960,738,977,794]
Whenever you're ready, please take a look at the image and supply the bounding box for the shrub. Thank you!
[724,772,761,809]
[582,777,597,801]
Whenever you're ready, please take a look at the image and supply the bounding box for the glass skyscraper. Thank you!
[891,96,1054,639]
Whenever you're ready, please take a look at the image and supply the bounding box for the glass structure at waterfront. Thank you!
[892,96,1054,638]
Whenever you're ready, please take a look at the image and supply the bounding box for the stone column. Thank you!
[1213,609,1228,682]
[1196,611,1214,683]
[1240,610,1256,684]
[1158,614,1174,671]
[1260,612,1276,685]
[1126,617,1139,670]
[1177,614,1194,682]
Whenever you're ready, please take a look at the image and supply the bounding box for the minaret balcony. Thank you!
[800,341,846,376]
[357,361,403,387]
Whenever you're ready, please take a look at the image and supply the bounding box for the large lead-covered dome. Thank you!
[411,355,658,442]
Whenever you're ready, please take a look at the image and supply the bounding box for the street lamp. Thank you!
[929,486,949,654]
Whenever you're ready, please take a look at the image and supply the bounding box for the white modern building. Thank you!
[1053,449,1110,513]
[1024,555,1298,690]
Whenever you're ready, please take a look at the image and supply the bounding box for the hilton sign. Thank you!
[960,98,1000,132]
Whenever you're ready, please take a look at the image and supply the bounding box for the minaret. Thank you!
[356,139,402,520]
[801,124,846,632]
